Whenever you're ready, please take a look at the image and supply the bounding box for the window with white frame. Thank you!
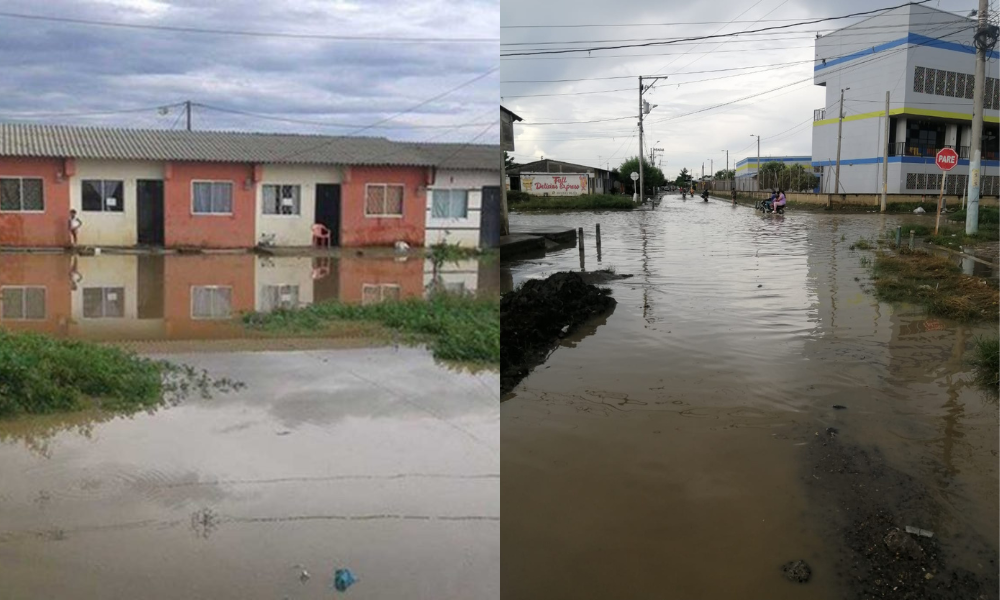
[260,284,300,311]
[191,286,232,319]
[192,181,233,215]
[1,286,46,320]
[82,180,124,212]
[430,189,469,219]
[364,184,404,217]
[262,184,301,215]
[362,283,401,305]
[82,287,125,318]
[0,177,44,212]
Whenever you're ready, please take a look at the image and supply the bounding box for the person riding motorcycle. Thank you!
[762,190,777,212]
[701,188,709,201]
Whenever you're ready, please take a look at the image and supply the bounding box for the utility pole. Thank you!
[881,91,890,212]
[185,100,192,131]
[834,87,849,202]
[638,77,644,204]
[637,76,665,203]
[751,134,760,192]
[965,0,989,234]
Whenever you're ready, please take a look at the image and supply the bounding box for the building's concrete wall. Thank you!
[0,253,72,335]
[341,166,429,247]
[423,258,480,297]
[164,161,257,249]
[70,160,163,247]
[426,168,494,248]
[0,157,70,247]
[256,164,341,247]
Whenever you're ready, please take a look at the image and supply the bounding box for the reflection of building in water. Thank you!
[424,259,481,297]
[0,252,485,341]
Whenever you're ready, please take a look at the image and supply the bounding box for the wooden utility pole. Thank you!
[965,0,989,234]
[881,91,890,212]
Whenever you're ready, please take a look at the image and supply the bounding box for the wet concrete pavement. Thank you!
[502,196,998,598]
[0,347,499,599]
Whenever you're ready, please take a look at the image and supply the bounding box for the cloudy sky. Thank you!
[0,0,498,142]
[501,0,983,180]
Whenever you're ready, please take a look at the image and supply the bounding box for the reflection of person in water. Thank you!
[69,256,83,291]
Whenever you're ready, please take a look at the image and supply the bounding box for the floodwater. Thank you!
[502,197,998,599]
[0,252,500,599]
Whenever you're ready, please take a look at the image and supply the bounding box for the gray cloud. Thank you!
[0,0,498,141]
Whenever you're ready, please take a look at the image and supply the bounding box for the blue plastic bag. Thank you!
[333,568,357,592]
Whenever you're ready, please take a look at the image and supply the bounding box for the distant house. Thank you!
[507,159,613,196]
[410,142,500,249]
[0,123,499,249]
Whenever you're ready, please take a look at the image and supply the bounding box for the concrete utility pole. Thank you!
[834,87,849,198]
[881,91,890,212]
[965,0,989,235]
[750,134,760,192]
[638,77,644,204]
[637,76,665,203]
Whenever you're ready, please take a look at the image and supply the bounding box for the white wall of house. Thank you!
[426,168,497,248]
[69,160,164,247]
[256,165,342,247]
[254,256,315,312]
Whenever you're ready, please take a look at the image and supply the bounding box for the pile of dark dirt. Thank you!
[803,434,997,599]
[501,272,616,394]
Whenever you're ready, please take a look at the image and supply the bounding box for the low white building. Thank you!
[412,144,499,248]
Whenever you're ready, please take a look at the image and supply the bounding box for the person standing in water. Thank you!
[68,210,82,248]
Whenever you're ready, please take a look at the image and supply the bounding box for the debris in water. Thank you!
[757,284,763,288]
[826,427,839,436]
[905,525,934,538]
[276,430,292,436]
[884,528,924,558]
[332,568,358,592]
[299,569,310,583]
[913,207,926,214]
[781,560,812,583]
[832,405,847,410]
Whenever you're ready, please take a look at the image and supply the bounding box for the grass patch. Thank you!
[870,249,999,321]
[243,293,499,365]
[850,237,875,250]
[0,331,241,418]
[970,335,999,391]
[512,193,635,211]
[426,242,496,265]
[925,226,999,250]
[859,255,872,267]
[948,205,1000,225]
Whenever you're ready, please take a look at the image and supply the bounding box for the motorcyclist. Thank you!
[772,189,787,213]
[762,190,777,212]
[701,188,709,201]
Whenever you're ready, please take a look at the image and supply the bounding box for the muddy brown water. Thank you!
[502,197,998,599]
[0,253,499,599]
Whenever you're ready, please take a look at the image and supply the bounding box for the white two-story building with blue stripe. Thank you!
[811,4,999,197]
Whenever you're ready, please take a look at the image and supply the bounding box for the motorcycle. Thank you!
[701,190,709,202]
[757,199,785,215]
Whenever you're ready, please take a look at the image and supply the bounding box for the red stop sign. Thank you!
[935,148,959,171]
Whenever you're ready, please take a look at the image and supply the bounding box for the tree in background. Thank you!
[674,167,693,188]
[714,169,735,180]
[504,151,518,170]
[618,156,666,195]
[758,162,818,192]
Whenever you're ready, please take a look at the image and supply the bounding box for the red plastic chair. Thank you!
[312,224,332,247]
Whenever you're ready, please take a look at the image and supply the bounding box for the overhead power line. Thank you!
[500,0,934,56]
[0,11,499,43]
[193,103,496,130]
[500,6,974,28]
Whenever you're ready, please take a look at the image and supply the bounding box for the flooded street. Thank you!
[502,197,998,598]
[0,253,499,599]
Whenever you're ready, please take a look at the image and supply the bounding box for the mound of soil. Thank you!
[501,272,616,394]
[803,435,998,599]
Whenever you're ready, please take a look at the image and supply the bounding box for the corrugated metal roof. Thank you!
[0,123,497,168]
[403,142,499,171]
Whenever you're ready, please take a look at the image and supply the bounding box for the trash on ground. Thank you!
[884,528,925,558]
[333,568,357,592]
[781,559,811,583]
[913,207,926,214]
[905,525,934,538]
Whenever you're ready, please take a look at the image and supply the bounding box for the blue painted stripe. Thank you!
[811,156,1000,167]
[815,32,998,72]
[735,156,812,166]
